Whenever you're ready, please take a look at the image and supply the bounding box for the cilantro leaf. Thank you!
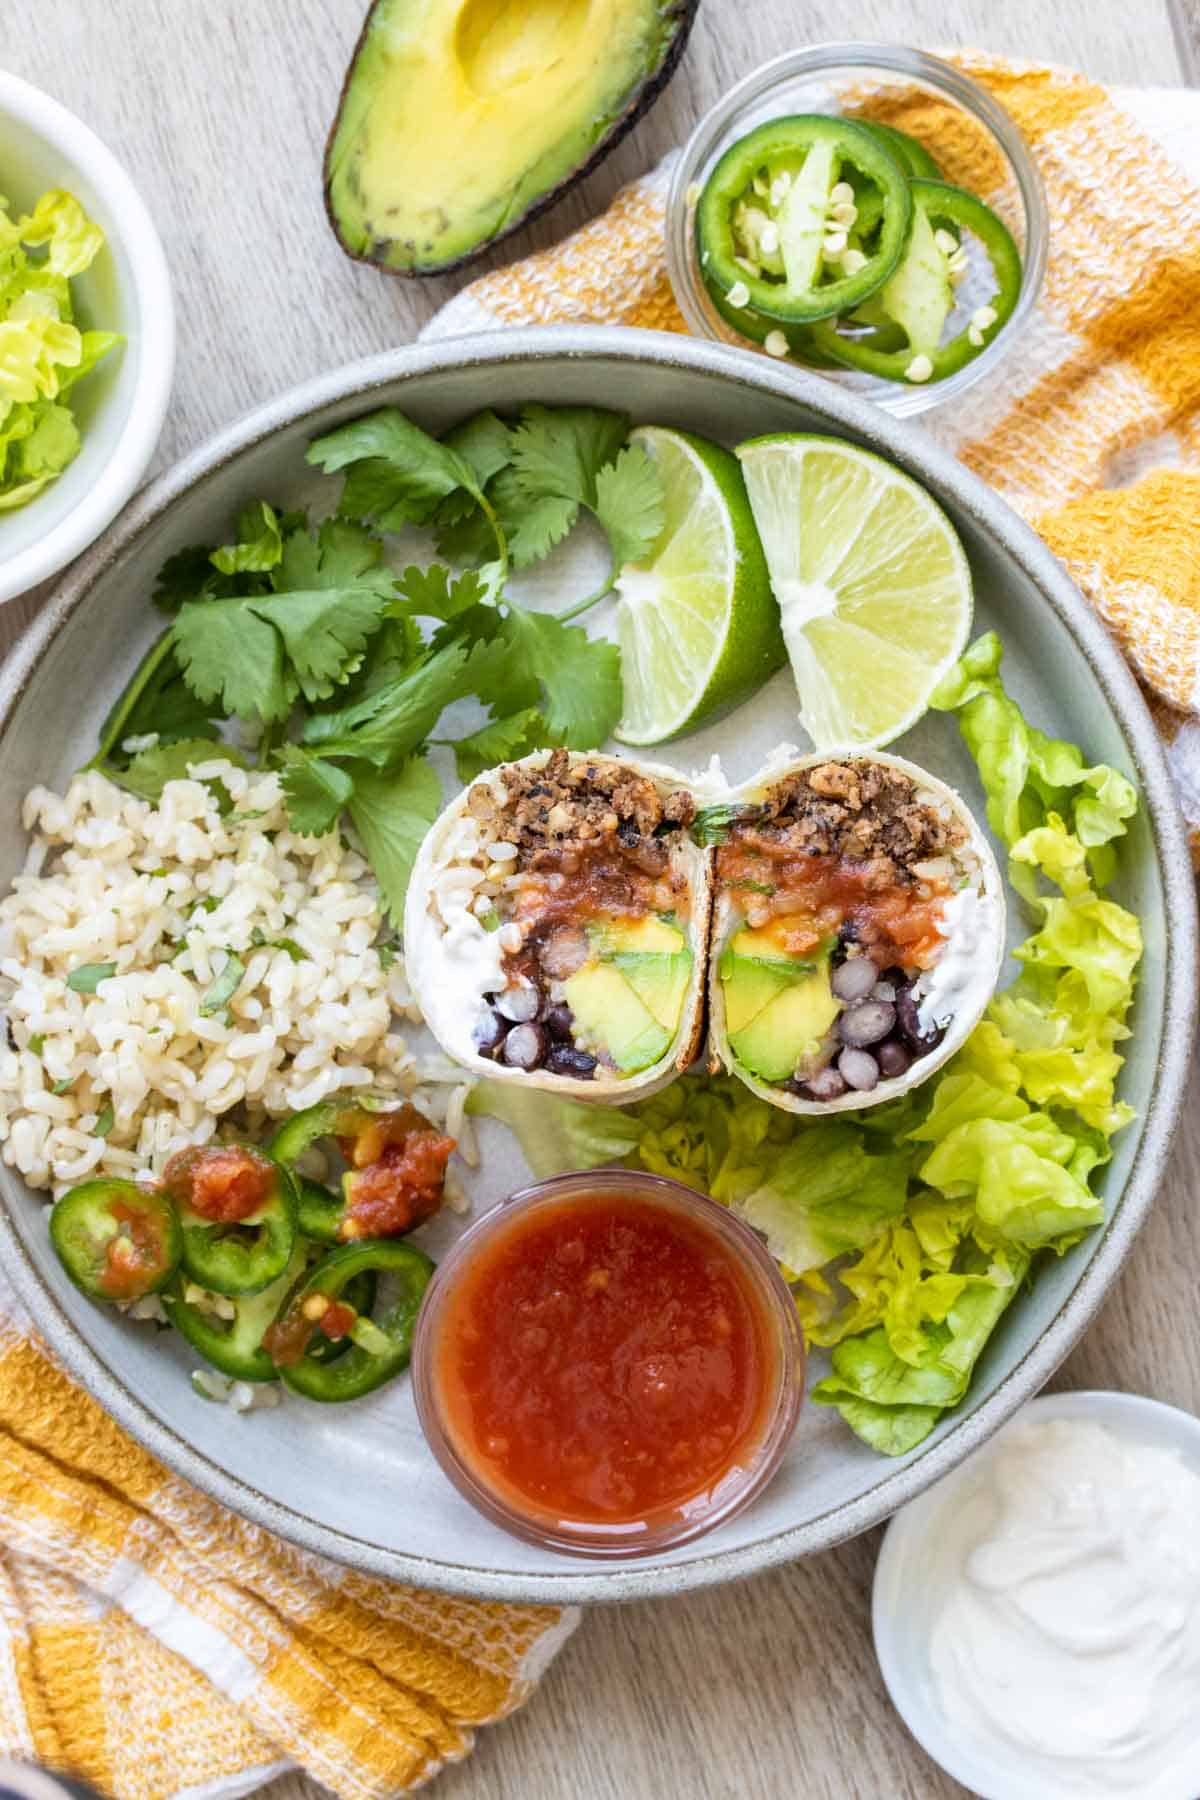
[593,444,666,569]
[279,746,356,835]
[433,501,499,566]
[328,616,423,707]
[91,631,223,767]
[251,584,390,704]
[300,640,491,767]
[447,707,547,783]
[392,563,488,622]
[211,502,283,575]
[306,409,483,529]
[441,409,514,491]
[273,515,385,591]
[173,597,293,722]
[509,405,630,508]
[500,609,622,747]
[173,531,394,721]
[108,738,247,808]
[153,544,221,614]
[496,469,579,569]
[199,951,245,1018]
[347,758,443,924]
[250,927,307,961]
[67,962,117,993]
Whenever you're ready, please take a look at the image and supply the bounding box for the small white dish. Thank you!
[873,1389,1200,1799]
[0,72,174,604]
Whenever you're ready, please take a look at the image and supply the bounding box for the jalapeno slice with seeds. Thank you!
[163,1243,378,1380]
[270,1097,454,1241]
[50,1178,181,1303]
[163,1245,307,1381]
[164,1143,297,1297]
[695,114,913,327]
[265,1239,434,1402]
[809,179,1021,383]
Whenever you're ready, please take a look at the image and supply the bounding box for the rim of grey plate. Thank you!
[0,325,1193,1604]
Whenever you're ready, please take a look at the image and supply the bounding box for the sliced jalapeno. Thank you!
[296,1176,345,1245]
[163,1245,307,1381]
[305,1264,378,1365]
[856,119,943,181]
[163,1143,297,1297]
[270,1097,454,1242]
[810,179,1021,383]
[50,1178,181,1303]
[267,1092,388,1166]
[264,1240,434,1403]
[695,114,913,327]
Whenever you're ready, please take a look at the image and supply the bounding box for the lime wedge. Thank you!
[736,434,973,749]
[614,425,784,746]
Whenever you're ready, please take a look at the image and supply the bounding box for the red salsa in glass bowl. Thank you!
[412,1171,804,1557]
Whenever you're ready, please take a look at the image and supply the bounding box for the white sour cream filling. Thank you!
[916,886,999,1034]
[420,814,508,1059]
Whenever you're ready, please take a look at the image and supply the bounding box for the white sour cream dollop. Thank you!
[917,886,999,1035]
[929,1417,1200,1798]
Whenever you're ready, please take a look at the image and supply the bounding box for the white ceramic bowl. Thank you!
[873,1389,1200,1798]
[0,72,174,604]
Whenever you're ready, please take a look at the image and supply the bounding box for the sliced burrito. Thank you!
[703,751,1004,1113]
[404,748,711,1099]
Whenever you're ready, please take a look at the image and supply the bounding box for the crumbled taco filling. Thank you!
[461,751,697,1081]
[710,761,973,1103]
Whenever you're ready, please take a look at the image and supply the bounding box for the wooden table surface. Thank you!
[5,4,1197,1796]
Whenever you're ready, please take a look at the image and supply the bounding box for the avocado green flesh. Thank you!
[728,969,840,1084]
[611,950,692,1031]
[326,0,690,273]
[557,913,692,1072]
[565,963,671,1073]
[719,951,800,1037]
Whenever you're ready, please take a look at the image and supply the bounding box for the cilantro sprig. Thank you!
[87,403,664,921]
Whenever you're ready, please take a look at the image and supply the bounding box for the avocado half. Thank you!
[324,0,699,276]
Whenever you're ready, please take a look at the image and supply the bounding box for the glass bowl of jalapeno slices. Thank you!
[666,44,1048,416]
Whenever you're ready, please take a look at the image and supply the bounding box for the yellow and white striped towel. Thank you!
[2,49,1200,1800]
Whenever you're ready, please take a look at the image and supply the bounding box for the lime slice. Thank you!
[736,434,973,749]
[613,426,784,746]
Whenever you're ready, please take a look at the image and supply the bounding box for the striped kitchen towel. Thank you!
[0,1243,576,1799]
[426,52,1200,859]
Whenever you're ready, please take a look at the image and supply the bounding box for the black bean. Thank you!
[838,1047,879,1091]
[831,956,877,1003]
[542,1003,575,1042]
[838,1000,896,1047]
[546,1046,597,1079]
[496,982,541,1023]
[501,1023,547,1069]
[838,919,861,946]
[876,1039,912,1080]
[896,990,946,1054]
[799,1066,848,1102]
[473,1009,508,1058]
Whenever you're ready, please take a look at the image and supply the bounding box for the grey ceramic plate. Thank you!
[0,327,1194,1603]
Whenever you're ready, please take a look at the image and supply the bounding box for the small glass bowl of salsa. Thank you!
[412,1170,804,1558]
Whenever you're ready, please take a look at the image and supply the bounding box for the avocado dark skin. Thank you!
[323,0,700,278]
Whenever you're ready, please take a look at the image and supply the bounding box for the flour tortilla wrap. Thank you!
[404,749,712,1101]
[706,749,1005,1115]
